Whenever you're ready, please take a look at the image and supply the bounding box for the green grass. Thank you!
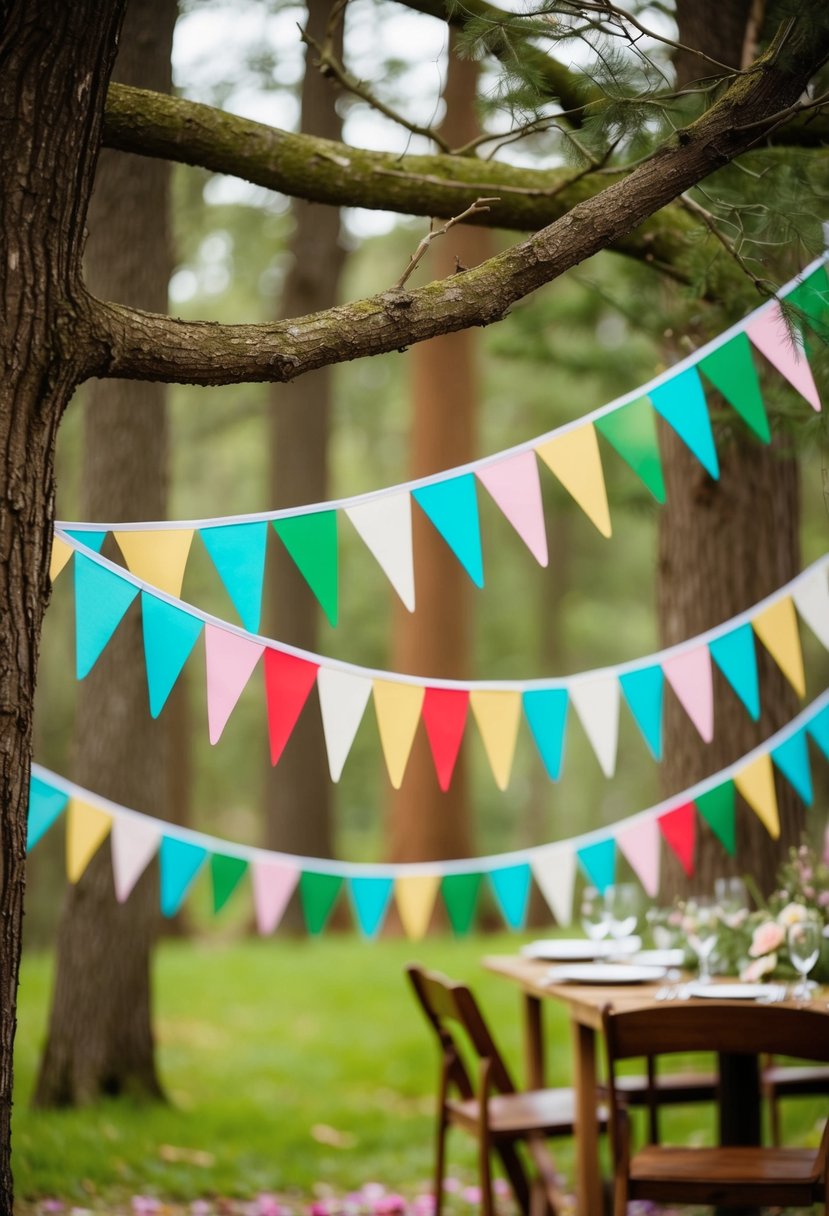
[12,936,827,1207]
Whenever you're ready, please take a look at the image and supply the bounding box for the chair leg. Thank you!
[494,1143,531,1215]
[769,1089,782,1147]
[433,1114,448,1216]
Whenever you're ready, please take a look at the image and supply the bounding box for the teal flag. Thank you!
[200,521,269,633]
[349,876,394,938]
[413,474,484,588]
[65,529,107,552]
[808,703,829,759]
[577,838,615,893]
[709,624,760,721]
[523,689,568,780]
[160,837,208,917]
[142,592,203,717]
[619,666,664,759]
[772,729,814,806]
[650,367,719,478]
[75,553,139,678]
[27,776,68,850]
[489,863,531,930]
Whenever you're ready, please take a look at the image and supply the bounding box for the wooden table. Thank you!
[483,954,829,1216]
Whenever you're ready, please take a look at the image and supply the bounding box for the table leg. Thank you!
[523,995,545,1088]
[572,1021,603,1216]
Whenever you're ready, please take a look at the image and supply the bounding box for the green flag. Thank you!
[699,333,769,442]
[441,873,481,936]
[595,397,666,503]
[211,854,248,914]
[273,511,338,627]
[300,871,342,935]
[695,781,736,856]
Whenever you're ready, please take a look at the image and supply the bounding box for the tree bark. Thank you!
[0,0,125,1206]
[262,0,345,926]
[658,0,801,900]
[387,39,487,868]
[33,0,177,1107]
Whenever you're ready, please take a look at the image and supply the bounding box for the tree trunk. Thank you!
[263,0,345,928]
[0,0,124,1206]
[387,39,488,868]
[33,0,177,1107]
[659,0,801,899]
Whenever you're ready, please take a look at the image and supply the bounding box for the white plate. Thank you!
[631,948,686,968]
[521,939,607,961]
[685,982,778,1000]
[604,935,643,957]
[545,963,667,985]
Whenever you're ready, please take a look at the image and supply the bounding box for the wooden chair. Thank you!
[602,1002,829,1215]
[762,1055,829,1145]
[607,1055,719,1144]
[406,965,608,1216]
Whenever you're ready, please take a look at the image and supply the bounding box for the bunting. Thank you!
[57,256,828,619]
[52,533,829,790]
[26,689,828,936]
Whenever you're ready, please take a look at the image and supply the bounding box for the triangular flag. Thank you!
[531,844,575,926]
[211,854,248,914]
[49,536,74,582]
[349,876,394,938]
[709,623,760,720]
[251,860,300,935]
[66,799,112,883]
[113,529,194,598]
[264,648,319,766]
[395,874,440,940]
[110,817,161,902]
[317,668,373,782]
[808,703,829,759]
[412,473,484,588]
[650,367,719,478]
[523,688,568,780]
[488,863,531,931]
[576,837,615,893]
[159,836,208,916]
[373,680,425,789]
[619,666,664,759]
[346,493,415,612]
[734,753,780,838]
[299,871,342,935]
[616,817,661,898]
[141,592,203,718]
[752,597,806,697]
[746,301,821,412]
[658,803,697,878]
[663,647,714,742]
[569,676,620,778]
[787,266,829,350]
[204,625,264,744]
[200,522,269,633]
[793,566,829,651]
[695,782,736,856]
[477,451,548,565]
[422,687,469,791]
[535,424,612,537]
[273,511,339,627]
[595,397,666,503]
[441,873,481,936]
[74,552,139,678]
[27,777,68,850]
[699,332,770,442]
[469,689,522,790]
[64,529,106,552]
[771,729,813,806]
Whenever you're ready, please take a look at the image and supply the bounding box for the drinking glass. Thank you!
[580,887,610,944]
[714,876,748,915]
[606,883,639,942]
[787,915,821,1002]
[686,898,719,983]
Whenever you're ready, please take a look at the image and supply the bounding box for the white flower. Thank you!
[777,902,809,928]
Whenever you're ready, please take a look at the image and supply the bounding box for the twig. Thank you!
[678,194,773,297]
[394,197,499,289]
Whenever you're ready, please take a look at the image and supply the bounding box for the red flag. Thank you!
[264,648,319,766]
[658,802,697,877]
[422,687,469,791]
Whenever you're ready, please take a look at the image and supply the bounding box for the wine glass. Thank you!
[787,915,821,1002]
[580,887,610,947]
[686,898,719,984]
[714,876,748,915]
[606,883,640,946]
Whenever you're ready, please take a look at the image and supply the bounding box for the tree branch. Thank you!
[84,12,829,389]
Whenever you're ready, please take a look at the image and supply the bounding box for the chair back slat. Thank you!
[407,965,516,1096]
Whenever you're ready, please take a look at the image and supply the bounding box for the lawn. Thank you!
[12,935,827,1211]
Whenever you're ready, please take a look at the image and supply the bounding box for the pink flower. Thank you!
[442,1180,461,1195]
[361,1187,386,1203]
[372,1195,406,1216]
[493,1181,511,1198]
[257,1196,285,1216]
[411,1195,436,1216]
[460,1188,481,1205]
[741,952,777,982]
[818,891,829,908]
[308,1202,334,1216]
[749,921,784,957]
[132,1200,161,1216]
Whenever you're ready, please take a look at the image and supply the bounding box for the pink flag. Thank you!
[616,816,661,897]
[477,451,548,566]
[251,859,300,935]
[205,624,265,744]
[663,647,714,742]
[746,303,821,412]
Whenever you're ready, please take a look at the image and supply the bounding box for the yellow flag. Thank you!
[372,680,424,789]
[395,874,440,939]
[470,689,522,789]
[49,536,73,582]
[535,424,612,538]
[734,754,780,839]
[66,798,112,882]
[114,529,194,598]
[752,597,805,697]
